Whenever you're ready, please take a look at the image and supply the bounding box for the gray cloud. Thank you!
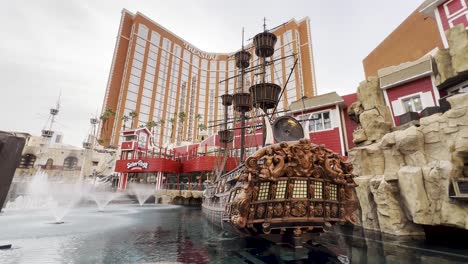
[0,0,422,146]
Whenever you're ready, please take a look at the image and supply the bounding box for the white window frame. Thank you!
[443,0,468,30]
[444,0,467,19]
[401,94,423,113]
[299,110,334,133]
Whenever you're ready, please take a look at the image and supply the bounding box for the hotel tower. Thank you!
[100,9,317,147]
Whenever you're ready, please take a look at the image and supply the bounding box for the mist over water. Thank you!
[6,170,84,222]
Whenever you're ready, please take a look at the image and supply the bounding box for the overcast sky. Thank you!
[0,0,422,147]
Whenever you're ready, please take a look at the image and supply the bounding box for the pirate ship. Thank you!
[202,22,358,247]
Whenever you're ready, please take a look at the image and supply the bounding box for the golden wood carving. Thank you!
[273,203,283,217]
[309,203,314,217]
[228,138,358,229]
[315,203,323,216]
[291,201,306,217]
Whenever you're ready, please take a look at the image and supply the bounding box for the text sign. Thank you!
[126,160,149,171]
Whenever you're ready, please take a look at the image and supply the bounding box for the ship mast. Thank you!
[41,93,61,141]
[232,28,252,162]
[249,19,280,145]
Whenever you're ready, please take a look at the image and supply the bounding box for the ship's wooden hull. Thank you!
[202,139,358,247]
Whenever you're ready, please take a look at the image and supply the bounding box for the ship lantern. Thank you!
[234,50,251,69]
[249,83,281,110]
[253,32,277,58]
[218,129,234,144]
[221,94,233,106]
[233,93,252,112]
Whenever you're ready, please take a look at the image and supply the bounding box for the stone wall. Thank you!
[154,190,203,205]
[434,24,468,87]
[349,93,468,235]
[348,77,393,146]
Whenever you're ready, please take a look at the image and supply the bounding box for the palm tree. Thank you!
[195,113,203,140]
[178,112,187,124]
[198,123,207,131]
[177,112,187,143]
[129,111,138,128]
[121,115,129,130]
[169,117,176,141]
[195,113,202,122]
[146,120,158,131]
[146,120,158,146]
[99,108,116,144]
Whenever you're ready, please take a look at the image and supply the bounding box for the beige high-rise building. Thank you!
[100,9,317,147]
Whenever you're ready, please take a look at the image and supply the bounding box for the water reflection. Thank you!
[1,205,467,263]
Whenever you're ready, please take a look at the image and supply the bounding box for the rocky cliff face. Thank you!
[434,24,468,87]
[349,93,468,235]
[348,77,393,146]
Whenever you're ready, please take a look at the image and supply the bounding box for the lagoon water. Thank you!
[1,204,467,264]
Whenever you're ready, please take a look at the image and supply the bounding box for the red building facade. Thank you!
[421,0,468,47]
[114,127,238,191]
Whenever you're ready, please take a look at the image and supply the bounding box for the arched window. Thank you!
[45,158,54,169]
[63,156,78,170]
[18,154,36,169]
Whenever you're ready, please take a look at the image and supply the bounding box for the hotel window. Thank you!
[150,31,160,45]
[132,59,143,70]
[402,96,423,113]
[142,88,152,98]
[125,101,136,111]
[275,180,287,199]
[126,91,138,101]
[140,104,150,114]
[146,64,156,75]
[128,83,139,93]
[139,113,149,123]
[130,75,140,85]
[314,181,323,199]
[292,180,307,199]
[330,184,338,201]
[144,72,154,82]
[131,67,142,78]
[138,24,148,38]
[134,52,144,62]
[307,111,332,132]
[135,44,145,55]
[257,182,270,201]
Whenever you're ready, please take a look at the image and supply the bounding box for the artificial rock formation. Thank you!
[348,77,393,146]
[349,93,468,235]
[434,24,468,86]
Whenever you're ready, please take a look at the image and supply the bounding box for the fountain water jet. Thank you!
[88,191,121,211]
[6,169,85,223]
[128,183,154,206]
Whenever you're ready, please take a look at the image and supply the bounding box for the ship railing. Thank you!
[159,182,206,191]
